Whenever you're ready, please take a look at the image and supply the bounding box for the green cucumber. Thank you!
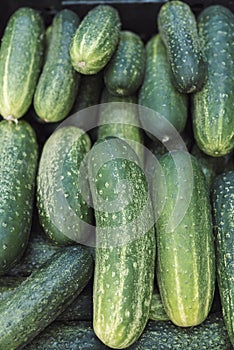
[0,246,93,350]
[98,87,144,164]
[24,314,232,350]
[211,171,234,347]
[139,34,188,133]
[153,151,215,326]
[149,291,169,321]
[0,7,45,120]
[192,5,234,157]
[34,9,80,123]
[70,5,121,75]
[71,72,103,114]
[0,120,38,275]
[158,0,206,93]
[104,31,145,96]
[37,126,92,245]
[88,137,156,348]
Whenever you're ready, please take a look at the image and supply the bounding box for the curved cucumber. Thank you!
[192,5,234,157]
[34,9,80,123]
[98,87,144,164]
[153,151,215,327]
[104,30,145,96]
[88,137,155,348]
[0,7,45,120]
[158,0,206,93]
[0,246,93,350]
[139,34,188,134]
[37,126,92,245]
[70,5,121,75]
[211,171,234,347]
[0,120,38,275]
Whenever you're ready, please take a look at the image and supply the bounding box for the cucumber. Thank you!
[98,87,144,164]
[0,120,38,275]
[0,276,93,322]
[104,31,145,96]
[34,9,80,123]
[70,5,121,75]
[88,137,156,348]
[37,126,92,245]
[149,291,169,322]
[0,246,93,350]
[24,313,233,350]
[139,34,188,133]
[158,1,206,93]
[71,72,103,114]
[0,7,45,120]
[153,151,215,326]
[192,5,234,157]
[211,171,234,347]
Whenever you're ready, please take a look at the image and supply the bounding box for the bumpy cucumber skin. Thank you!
[139,34,188,134]
[70,5,121,75]
[34,10,80,123]
[0,246,93,350]
[158,1,206,93]
[24,314,232,350]
[88,138,155,348]
[211,171,234,347]
[98,88,144,164]
[70,72,103,114]
[0,7,45,120]
[192,6,234,157]
[104,31,145,96]
[37,126,92,245]
[153,151,215,327]
[0,120,38,275]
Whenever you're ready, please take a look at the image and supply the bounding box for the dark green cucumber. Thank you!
[211,171,234,347]
[139,34,188,133]
[158,1,206,93]
[0,246,93,350]
[149,291,169,321]
[71,72,103,114]
[24,313,233,350]
[153,151,215,326]
[34,10,80,123]
[37,126,92,245]
[88,137,156,348]
[192,5,234,157]
[70,5,121,75]
[0,7,45,120]
[98,87,144,164]
[104,30,145,96]
[0,120,38,275]
[7,232,61,276]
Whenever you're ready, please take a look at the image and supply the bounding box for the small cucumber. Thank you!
[37,126,92,245]
[34,9,80,123]
[88,137,156,348]
[139,34,188,133]
[104,31,145,96]
[192,5,234,157]
[0,120,38,275]
[0,7,45,120]
[158,0,207,93]
[0,246,93,350]
[211,171,234,347]
[70,5,121,75]
[153,151,215,327]
[98,87,144,164]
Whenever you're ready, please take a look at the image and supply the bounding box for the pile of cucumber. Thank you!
[0,1,233,349]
